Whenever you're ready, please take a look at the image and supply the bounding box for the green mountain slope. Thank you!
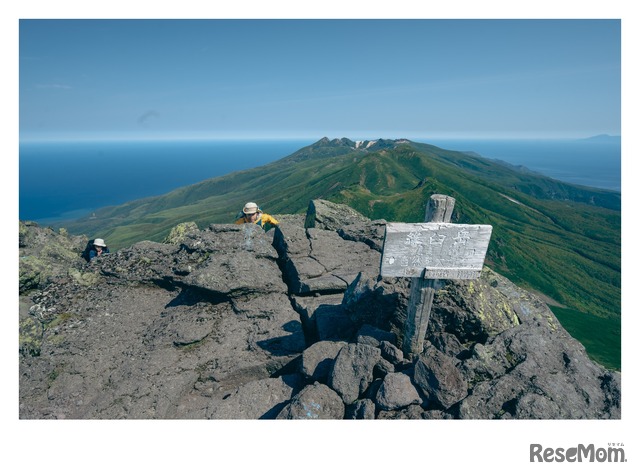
[55,138,621,327]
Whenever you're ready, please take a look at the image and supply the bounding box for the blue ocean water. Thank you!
[19,137,621,224]
[19,139,310,223]
[425,138,621,192]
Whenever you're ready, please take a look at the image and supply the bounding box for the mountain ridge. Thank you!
[49,138,620,326]
[580,134,621,142]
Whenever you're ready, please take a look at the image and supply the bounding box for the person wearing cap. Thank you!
[235,202,279,231]
[88,238,110,261]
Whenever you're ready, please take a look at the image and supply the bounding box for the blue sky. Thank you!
[19,18,621,141]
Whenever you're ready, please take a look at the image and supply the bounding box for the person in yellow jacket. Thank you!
[235,202,279,231]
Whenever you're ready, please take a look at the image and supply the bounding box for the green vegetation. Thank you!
[54,138,621,365]
[46,312,77,328]
[551,306,621,371]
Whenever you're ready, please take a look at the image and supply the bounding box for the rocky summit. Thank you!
[18,200,621,419]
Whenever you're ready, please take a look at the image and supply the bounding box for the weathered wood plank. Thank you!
[380,223,493,279]
[402,276,438,358]
[382,194,493,358]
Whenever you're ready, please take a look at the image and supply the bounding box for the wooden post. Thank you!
[402,194,456,358]
[379,194,491,358]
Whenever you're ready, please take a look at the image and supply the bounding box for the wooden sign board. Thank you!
[380,223,493,279]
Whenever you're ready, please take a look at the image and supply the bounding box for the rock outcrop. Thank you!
[18,200,621,419]
[19,221,89,294]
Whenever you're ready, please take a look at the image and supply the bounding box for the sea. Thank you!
[18,137,621,224]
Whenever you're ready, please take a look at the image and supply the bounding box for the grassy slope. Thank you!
[56,139,621,348]
[551,306,620,370]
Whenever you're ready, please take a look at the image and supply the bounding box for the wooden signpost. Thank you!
[380,195,492,358]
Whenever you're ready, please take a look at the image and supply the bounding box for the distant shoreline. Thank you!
[20,137,621,224]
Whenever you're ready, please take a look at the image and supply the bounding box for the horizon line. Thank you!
[19,133,622,144]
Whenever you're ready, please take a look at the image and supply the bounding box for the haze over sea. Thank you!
[19,136,621,224]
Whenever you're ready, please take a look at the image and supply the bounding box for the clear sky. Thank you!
[19,18,621,141]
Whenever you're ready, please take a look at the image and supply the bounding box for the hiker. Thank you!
[83,238,110,261]
[235,202,279,231]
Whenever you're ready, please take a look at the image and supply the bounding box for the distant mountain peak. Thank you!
[314,137,412,151]
[580,134,621,142]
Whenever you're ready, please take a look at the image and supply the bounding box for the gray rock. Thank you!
[300,340,347,382]
[374,358,396,377]
[328,343,381,404]
[457,321,621,419]
[273,221,380,296]
[355,324,398,348]
[338,220,387,253]
[276,382,345,419]
[304,198,370,231]
[461,342,512,383]
[379,340,404,365]
[429,267,535,344]
[314,304,356,341]
[182,227,286,297]
[378,404,431,420]
[513,393,563,419]
[343,273,407,334]
[163,221,199,245]
[413,345,468,409]
[19,299,44,357]
[209,375,303,419]
[292,294,343,340]
[18,204,621,420]
[19,221,88,294]
[345,399,376,419]
[375,372,422,411]
[19,223,304,419]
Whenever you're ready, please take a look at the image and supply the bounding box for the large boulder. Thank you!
[273,223,380,296]
[276,382,345,419]
[375,372,422,411]
[328,343,382,404]
[304,198,370,230]
[413,344,468,410]
[19,221,88,293]
[300,340,347,383]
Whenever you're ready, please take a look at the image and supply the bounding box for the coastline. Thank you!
[20,137,621,224]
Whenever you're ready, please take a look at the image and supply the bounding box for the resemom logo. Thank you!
[530,443,627,463]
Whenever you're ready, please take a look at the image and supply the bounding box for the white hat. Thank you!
[243,202,259,214]
[94,238,106,247]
